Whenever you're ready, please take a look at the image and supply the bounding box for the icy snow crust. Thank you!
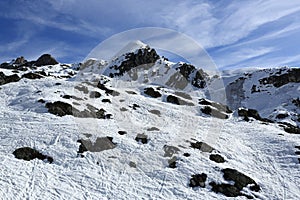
[0,52,300,199]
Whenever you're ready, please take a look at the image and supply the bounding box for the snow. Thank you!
[0,45,300,199]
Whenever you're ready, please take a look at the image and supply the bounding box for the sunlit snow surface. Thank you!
[0,62,299,199]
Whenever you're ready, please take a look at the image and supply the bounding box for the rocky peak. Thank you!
[35,54,58,66]
[108,41,160,77]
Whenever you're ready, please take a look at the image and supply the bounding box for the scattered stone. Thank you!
[135,134,148,144]
[126,90,137,95]
[189,173,207,188]
[13,147,53,163]
[163,145,180,157]
[120,107,128,112]
[144,87,161,98]
[199,98,232,113]
[62,94,72,99]
[191,141,214,153]
[77,137,116,153]
[35,54,58,66]
[102,99,111,103]
[132,104,140,110]
[183,153,191,157]
[118,131,127,135]
[129,161,137,168]
[55,83,61,85]
[37,99,45,103]
[147,127,159,131]
[201,106,229,119]
[149,109,161,116]
[209,154,225,163]
[89,91,101,98]
[168,156,177,168]
[75,85,89,94]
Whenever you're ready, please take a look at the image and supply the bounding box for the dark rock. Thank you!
[210,182,241,197]
[129,161,137,168]
[168,156,177,168]
[147,127,160,131]
[259,68,300,87]
[166,95,180,105]
[0,72,21,86]
[75,85,89,94]
[14,56,27,65]
[46,101,76,117]
[149,109,161,116]
[189,173,207,188]
[201,106,229,119]
[22,72,44,79]
[276,113,289,119]
[118,131,127,135]
[125,90,137,95]
[62,95,72,99]
[292,98,300,108]
[283,124,300,134]
[192,69,208,88]
[183,153,191,157]
[55,83,62,85]
[199,98,232,113]
[132,104,140,110]
[144,87,161,98]
[102,99,111,103]
[201,106,212,115]
[222,168,260,191]
[13,147,53,163]
[77,137,116,153]
[109,47,159,77]
[35,54,58,66]
[77,139,88,154]
[135,134,148,144]
[191,141,214,153]
[90,91,101,98]
[163,145,180,157]
[209,154,225,163]
[37,99,45,103]
[97,82,119,96]
[238,108,273,123]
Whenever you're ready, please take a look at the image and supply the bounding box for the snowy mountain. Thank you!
[0,42,299,199]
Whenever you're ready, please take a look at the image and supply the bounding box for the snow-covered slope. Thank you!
[0,44,299,200]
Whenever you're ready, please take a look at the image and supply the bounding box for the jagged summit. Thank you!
[113,40,149,59]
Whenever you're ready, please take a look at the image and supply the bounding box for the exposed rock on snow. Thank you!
[13,147,53,163]
[209,154,225,163]
[190,141,214,153]
[0,72,20,85]
[189,173,207,188]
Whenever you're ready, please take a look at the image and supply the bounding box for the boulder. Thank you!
[13,147,53,163]
[144,87,161,98]
[209,154,225,163]
[189,173,207,188]
[191,141,214,153]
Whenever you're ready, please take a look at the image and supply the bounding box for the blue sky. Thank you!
[1,0,300,69]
